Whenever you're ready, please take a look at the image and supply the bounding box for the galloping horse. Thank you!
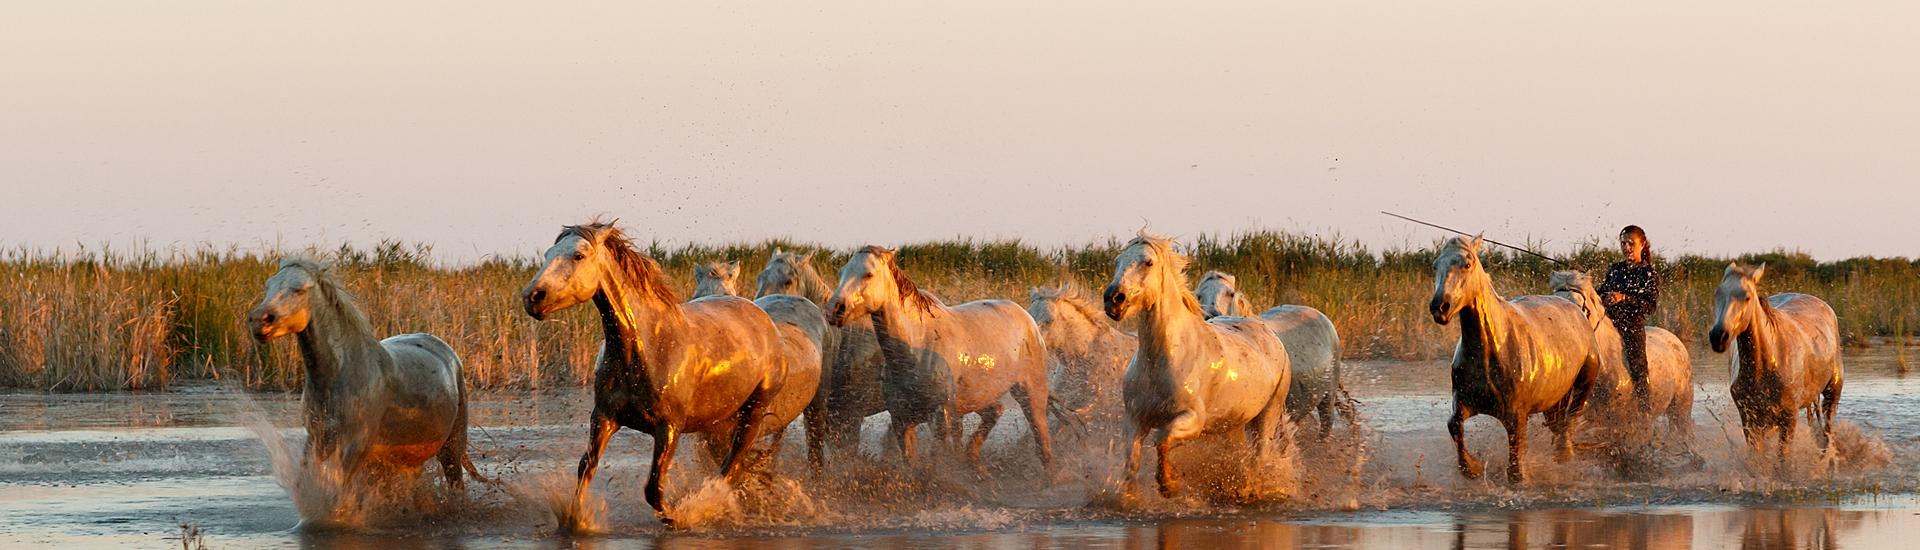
[1028,283,1136,424]
[1192,273,1358,439]
[1428,236,1599,483]
[690,259,830,475]
[1103,234,1292,498]
[1549,271,1694,439]
[756,250,884,456]
[521,221,805,528]
[823,246,1055,472]
[246,259,484,498]
[1708,263,1843,462]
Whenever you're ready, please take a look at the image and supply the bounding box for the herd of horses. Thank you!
[242,222,1846,529]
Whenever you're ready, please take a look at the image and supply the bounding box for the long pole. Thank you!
[1380,211,1569,266]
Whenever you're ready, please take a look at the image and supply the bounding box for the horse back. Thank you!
[1770,293,1843,388]
[374,333,463,446]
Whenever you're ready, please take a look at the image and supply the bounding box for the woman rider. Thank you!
[1599,225,1659,413]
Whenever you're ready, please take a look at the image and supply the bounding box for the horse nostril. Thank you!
[528,289,547,304]
[261,313,275,325]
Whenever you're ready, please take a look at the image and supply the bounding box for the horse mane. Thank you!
[861,245,944,315]
[558,221,683,316]
[769,250,832,303]
[1127,232,1204,316]
[1033,282,1115,328]
[278,257,377,344]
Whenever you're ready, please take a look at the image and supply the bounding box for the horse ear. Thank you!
[1470,234,1485,251]
[1753,263,1767,281]
[800,252,814,263]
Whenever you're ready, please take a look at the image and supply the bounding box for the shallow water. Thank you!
[2,346,1917,549]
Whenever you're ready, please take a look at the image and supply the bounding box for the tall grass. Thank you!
[1,232,1914,391]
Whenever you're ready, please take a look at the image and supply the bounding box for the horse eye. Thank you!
[572,252,586,261]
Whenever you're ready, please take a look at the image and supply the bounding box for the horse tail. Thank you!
[448,350,494,486]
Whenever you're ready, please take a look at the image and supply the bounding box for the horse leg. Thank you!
[804,396,828,478]
[1243,405,1284,499]
[1544,409,1574,463]
[1449,404,1483,480]
[966,403,1003,476]
[1777,417,1797,470]
[646,425,682,526]
[1156,411,1202,498]
[1502,415,1529,484]
[1011,381,1056,471]
[753,426,790,476]
[1316,395,1336,441]
[889,417,920,469]
[1819,379,1842,454]
[719,390,772,481]
[563,414,617,532]
[1122,421,1150,501]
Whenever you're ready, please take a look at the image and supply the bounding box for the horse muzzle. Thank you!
[1428,297,1452,325]
[1708,326,1728,353]
[1101,285,1126,321]
[522,289,549,321]
[246,308,276,342]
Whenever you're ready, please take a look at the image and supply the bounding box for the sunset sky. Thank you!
[4,2,1914,262]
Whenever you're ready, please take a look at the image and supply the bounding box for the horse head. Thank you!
[1549,270,1608,332]
[1104,233,1194,322]
[826,246,928,326]
[248,259,327,341]
[693,260,741,298]
[1429,235,1488,325]
[1193,271,1249,318]
[1709,262,1767,353]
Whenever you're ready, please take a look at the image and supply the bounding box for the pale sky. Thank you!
[4,2,1915,263]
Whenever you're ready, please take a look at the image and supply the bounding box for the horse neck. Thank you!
[869,297,939,372]
[799,267,832,305]
[595,277,685,384]
[1456,272,1510,364]
[1736,299,1782,377]
[295,294,390,405]
[1135,289,1207,373]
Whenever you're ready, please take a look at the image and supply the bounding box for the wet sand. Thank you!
[2,347,1917,549]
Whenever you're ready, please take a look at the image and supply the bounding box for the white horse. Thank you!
[1549,271,1694,441]
[246,259,484,502]
[1429,236,1599,483]
[824,246,1055,473]
[1192,272,1358,438]
[1708,263,1843,462]
[1102,233,1291,498]
[1028,283,1136,425]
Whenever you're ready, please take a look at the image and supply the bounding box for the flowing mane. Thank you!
[861,245,944,315]
[1033,283,1115,328]
[1127,232,1204,316]
[279,257,377,343]
[558,222,684,314]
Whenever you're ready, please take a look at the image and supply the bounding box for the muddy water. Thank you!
[2,347,1917,549]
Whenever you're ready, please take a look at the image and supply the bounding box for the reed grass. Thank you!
[1,232,1914,391]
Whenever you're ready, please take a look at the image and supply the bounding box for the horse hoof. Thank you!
[1459,460,1484,480]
